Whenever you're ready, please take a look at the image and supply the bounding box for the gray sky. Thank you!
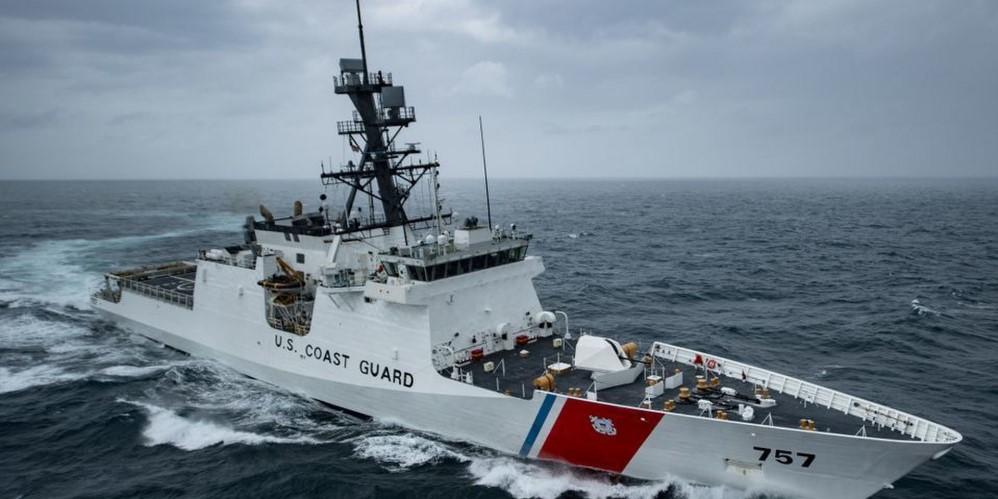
[1,0,996,180]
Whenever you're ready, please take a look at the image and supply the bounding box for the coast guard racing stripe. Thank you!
[537,398,662,473]
[519,393,556,457]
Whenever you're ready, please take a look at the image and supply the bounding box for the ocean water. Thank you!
[1,178,996,499]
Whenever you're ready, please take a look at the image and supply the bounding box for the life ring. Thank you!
[706,359,717,370]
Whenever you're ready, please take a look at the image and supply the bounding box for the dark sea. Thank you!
[1,178,996,499]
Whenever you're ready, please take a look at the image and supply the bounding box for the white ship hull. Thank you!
[93,257,958,499]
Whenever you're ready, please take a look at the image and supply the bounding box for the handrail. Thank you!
[554,310,569,338]
[119,278,193,309]
[333,72,393,88]
[197,249,254,269]
[650,341,961,444]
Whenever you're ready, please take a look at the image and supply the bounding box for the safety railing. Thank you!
[119,278,194,309]
[333,72,393,88]
[197,249,255,269]
[350,109,415,123]
[385,106,415,121]
[337,120,366,134]
[650,341,961,444]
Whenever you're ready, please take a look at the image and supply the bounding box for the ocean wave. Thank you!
[0,311,187,393]
[122,400,320,451]
[0,357,182,394]
[353,433,470,471]
[98,364,174,378]
[911,299,942,317]
[466,456,743,499]
[0,313,89,347]
[0,365,85,394]
[151,360,343,435]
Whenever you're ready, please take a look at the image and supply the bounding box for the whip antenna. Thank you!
[479,115,493,231]
[354,0,369,85]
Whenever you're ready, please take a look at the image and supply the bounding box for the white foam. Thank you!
[0,239,99,308]
[99,364,172,378]
[353,433,470,470]
[159,360,339,434]
[0,314,88,349]
[0,365,85,394]
[910,299,941,316]
[0,213,242,309]
[467,456,742,499]
[125,400,319,451]
[0,311,187,392]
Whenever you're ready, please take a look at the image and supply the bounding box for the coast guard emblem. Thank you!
[589,416,617,436]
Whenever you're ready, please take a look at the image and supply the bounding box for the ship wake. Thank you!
[0,212,241,308]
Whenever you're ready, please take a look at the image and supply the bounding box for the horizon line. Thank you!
[2,175,997,182]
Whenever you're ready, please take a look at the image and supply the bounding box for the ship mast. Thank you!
[322,0,445,237]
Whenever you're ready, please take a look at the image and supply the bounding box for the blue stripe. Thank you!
[519,393,556,457]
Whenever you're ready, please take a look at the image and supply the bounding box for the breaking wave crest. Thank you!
[151,360,345,436]
[123,400,320,450]
[0,365,84,394]
[99,364,174,378]
[465,456,744,499]
[0,310,187,393]
[352,433,470,471]
[910,298,942,316]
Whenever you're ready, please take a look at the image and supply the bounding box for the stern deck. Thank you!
[96,262,198,309]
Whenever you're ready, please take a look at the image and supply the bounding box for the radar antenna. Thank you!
[322,0,449,237]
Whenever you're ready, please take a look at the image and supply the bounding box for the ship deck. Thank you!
[103,262,199,309]
[456,333,908,440]
[139,269,197,296]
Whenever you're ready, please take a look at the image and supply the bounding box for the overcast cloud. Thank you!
[0,0,996,179]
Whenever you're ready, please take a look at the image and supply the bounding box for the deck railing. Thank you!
[197,249,255,269]
[650,341,961,444]
[333,72,393,88]
[119,278,194,310]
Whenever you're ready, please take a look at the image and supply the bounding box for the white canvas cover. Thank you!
[573,335,630,372]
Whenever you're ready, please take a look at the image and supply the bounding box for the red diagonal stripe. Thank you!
[538,398,663,473]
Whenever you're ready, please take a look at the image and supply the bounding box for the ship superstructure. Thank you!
[92,4,960,498]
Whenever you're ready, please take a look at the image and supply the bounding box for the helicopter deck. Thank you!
[104,262,198,309]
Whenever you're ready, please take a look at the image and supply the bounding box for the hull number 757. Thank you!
[753,447,816,468]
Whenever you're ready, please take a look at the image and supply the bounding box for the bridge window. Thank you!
[296,253,305,264]
[383,262,398,277]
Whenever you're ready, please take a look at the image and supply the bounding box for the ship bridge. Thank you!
[376,224,530,283]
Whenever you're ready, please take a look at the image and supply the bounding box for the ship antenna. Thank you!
[354,0,369,85]
[431,163,442,238]
[479,115,493,231]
